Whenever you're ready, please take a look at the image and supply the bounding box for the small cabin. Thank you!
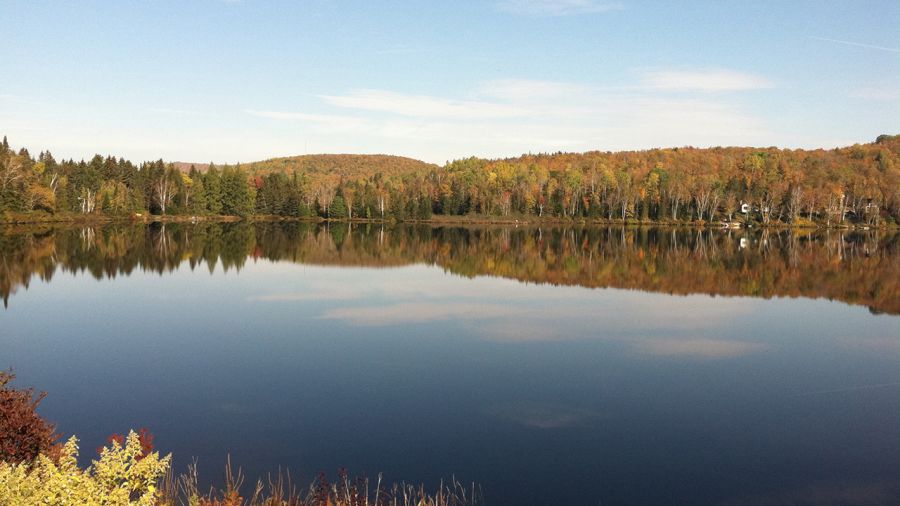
[741,203,751,214]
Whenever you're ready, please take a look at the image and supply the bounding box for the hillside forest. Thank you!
[1,135,898,226]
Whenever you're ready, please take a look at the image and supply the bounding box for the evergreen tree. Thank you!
[190,175,208,214]
[221,166,253,217]
[329,195,348,218]
[204,166,224,215]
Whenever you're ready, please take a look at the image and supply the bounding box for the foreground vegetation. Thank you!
[0,371,479,506]
[1,134,898,227]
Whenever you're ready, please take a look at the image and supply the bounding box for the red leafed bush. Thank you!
[99,427,154,460]
[0,370,60,463]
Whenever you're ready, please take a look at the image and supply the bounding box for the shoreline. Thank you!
[1,212,895,230]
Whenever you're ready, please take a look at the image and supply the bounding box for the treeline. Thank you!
[1,135,898,226]
[2,223,897,314]
[437,136,899,226]
[0,136,255,218]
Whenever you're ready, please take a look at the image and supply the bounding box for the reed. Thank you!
[161,459,481,506]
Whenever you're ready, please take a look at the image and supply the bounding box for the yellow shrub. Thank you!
[0,430,171,506]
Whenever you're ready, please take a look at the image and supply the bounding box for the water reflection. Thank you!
[2,221,897,314]
[2,221,899,505]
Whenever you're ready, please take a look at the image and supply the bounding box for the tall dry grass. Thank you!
[161,458,481,506]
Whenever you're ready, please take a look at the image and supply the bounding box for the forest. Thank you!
[1,134,898,226]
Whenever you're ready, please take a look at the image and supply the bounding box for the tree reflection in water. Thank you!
[1,222,897,314]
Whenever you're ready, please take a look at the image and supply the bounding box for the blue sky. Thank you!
[2,0,898,164]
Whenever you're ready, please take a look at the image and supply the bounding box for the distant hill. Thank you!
[171,162,211,173]
[173,154,438,180]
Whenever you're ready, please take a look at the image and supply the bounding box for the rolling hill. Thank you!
[174,154,438,180]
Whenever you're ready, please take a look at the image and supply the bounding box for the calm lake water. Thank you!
[2,222,899,505]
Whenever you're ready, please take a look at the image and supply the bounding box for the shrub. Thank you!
[0,430,171,505]
[0,370,59,463]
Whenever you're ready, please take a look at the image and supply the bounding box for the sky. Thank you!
[1,0,899,164]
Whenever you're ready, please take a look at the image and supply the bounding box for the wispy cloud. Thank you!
[245,109,372,132]
[810,36,900,53]
[478,79,589,101]
[247,72,774,163]
[640,69,775,92]
[319,89,529,119]
[498,0,624,16]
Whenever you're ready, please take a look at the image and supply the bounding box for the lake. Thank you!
[1,222,899,505]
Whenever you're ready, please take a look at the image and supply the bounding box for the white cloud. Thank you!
[244,71,774,163]
[640,69,775,92]
[319,89,529,119]
[498,0,624,16]
[610,96,769,145]
[478,79,589,101]
[245,109,372,132]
